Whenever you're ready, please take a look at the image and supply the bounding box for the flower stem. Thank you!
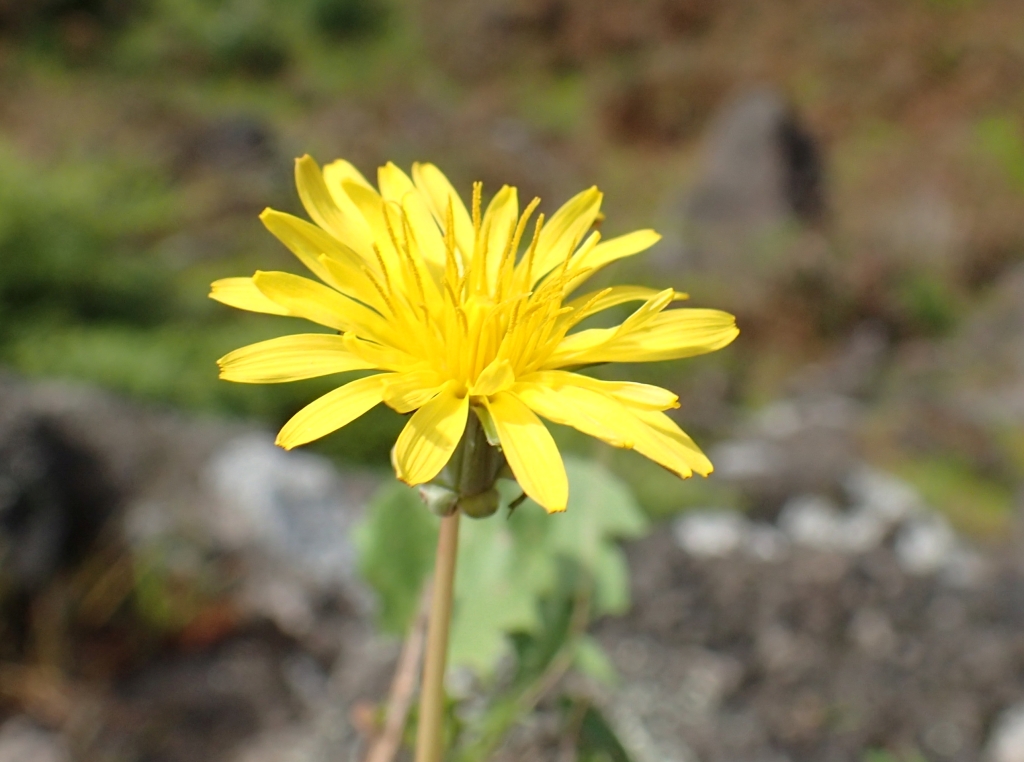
[415,510,461,762]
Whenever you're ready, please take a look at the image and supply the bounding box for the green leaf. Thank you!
[573,635,617,686]
[354,456,648,673]
[449,457,647,674]
[354,482,438,634]
[448,511,555,673]
[578,705,633,762]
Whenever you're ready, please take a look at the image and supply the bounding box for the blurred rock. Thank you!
[844,464,924,524]
[204,434,375,637]
[674,510,790,563]
[778,493,886,553]
[0,717,69,762]
[659,87,825,277]
[947,262,1024,426]
[894,513,957,575]
[988,703,1024,762]
[0,409,116,594]
[602,522,1024,762]
[711,394,860,517]
[673,511,748,558]
[687,88,823,230]
[785,322,890,399]
[0,373,389,762]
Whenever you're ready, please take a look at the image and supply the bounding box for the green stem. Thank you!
[415,510,461,762]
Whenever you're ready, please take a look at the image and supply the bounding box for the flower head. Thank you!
[211,157,738,513]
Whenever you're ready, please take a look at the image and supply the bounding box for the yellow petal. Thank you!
[260,209,384,310]
[518,370,678,411]
[378,162,416,202]
[382,370,445,413]
[343,333,420,373]
[482,185,518,291]
[563,286,687,323]
[606,309,740,363]
[320,159,378,261]
[412,162,474,259]
[485,391,567,513]
[633,409,713,476]
[515,381,695,478]
[401,189,447,274]
[342,181,403,277]
[530,186,603,281]
[295,156,374,259]
[317,253,389,314]
[323,159,373,195]
[571,229,661,272]
[209,277,290,315]
[253,271,391,342]
[548,308,738,367]
[513,382,629,448]
[276,373,393,450]
[612,288,677,336]
[218,333,375,383]
[470,358,515,397]
[393,384,469,485]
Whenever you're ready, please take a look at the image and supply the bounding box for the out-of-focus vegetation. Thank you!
[2,0,1024,523]
[357,457,647,759]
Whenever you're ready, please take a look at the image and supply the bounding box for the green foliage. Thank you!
[0,144,177,332]
[112,0,391,77]
[576,704,632,762]
[356,456,648,761]
[894,272,960,336]
[896,455,1014,538]
[309,0,389,40]
[356,456,647,673]
[354,481,439,634]
[0,141,407,464]
[976,116,1024,194]
[863,750,926,762]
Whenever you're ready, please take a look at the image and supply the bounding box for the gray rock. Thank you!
[777,494,886,553]
[206,434,363,590]
[686,88,824,233]
[0,718,69,762]
[845,465,924,524]
[710,395,860,518]
[657,86,825,287]
[987,703,1024,762]
[674,510,750,558]
[894,514,958,575]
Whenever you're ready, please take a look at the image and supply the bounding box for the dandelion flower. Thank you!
[211,157,738,513]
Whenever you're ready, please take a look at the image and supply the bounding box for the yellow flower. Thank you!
[211,157,738,513]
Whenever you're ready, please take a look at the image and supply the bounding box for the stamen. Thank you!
[444,279,461,309]
[399,215,427,303]
[565,287,611,329]
[476,215,493,295]
[496,197,540,299]
[382,202,405,261]
[521,213,545,288]
[372,244,392,291]
[361,265,394,314]
[471,181,482,235]
[444,197,460,284]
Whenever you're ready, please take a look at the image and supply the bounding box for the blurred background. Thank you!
[1,0,1024,760]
